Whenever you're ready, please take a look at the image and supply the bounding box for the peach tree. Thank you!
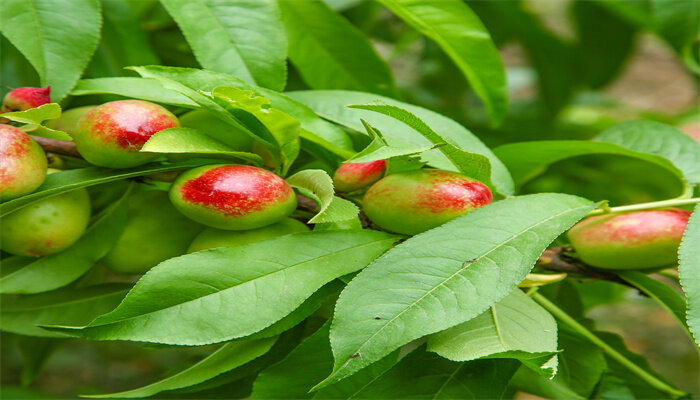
[1,0,699,399]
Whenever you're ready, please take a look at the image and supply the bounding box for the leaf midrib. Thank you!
[89,237,396,327]
[333,203,592,376]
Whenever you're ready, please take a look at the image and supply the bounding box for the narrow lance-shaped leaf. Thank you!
[142,127,264,165]
[427,288,559,377]
[212,86,301,175]
[17,336,61,386]
[279,0,398,97]
[349,345,520,399]
[679,205,700,348]
[1,283,131,337]
[251,322,401,400]
[75,69,355,156]
[349,120,437,164]
[286,169,359,224]
[593,120,700,184]
[349,103,495,194]
[130,66,264,147]
[378,0,508,124]
[510,331,606,400]
[160,0,287,91]
[286,90,514,195]
[72,78,197,108]
[45,231,399,345]
[0,188,131,294]
[0,0,101,101]
[88,337,277,399]
[98,0,159,74]
[493,140,687,189]
[318,193,596,387]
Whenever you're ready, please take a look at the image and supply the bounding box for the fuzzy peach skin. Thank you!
[567,208,691,270]
[170,164,297,230]
[333,159,386,192]
[362,169,492,235]
[0,125,47,201]
[73,100,179,168]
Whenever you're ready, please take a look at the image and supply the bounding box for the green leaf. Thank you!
[142,127,263,165]
[279,0,397,97]
[650,0,700,52]
[0,189,130,294]
[0,161,210,217]
[594,120,700,184]
[427,289,558,377]
[75,69,355,156]
[98,0,159,75]
[510,331,606,399]
[595,331,677,399]
[319,194,596,387]
[17,336,61,386]
[212,86,301,175]
[169,327,307,395]
[349,120,436,164]
[593,374,636,400]
[251,323,333,399]
[1,104,72,140]
[287,90,514,195]
[617,271,691,339]
[87,337,276,398]
[160,0,287,90]
[493,140,688,190]
[252,322,400,400]
[130,67,260,145]
[349,104,494,193]
[286,170,360,224]
[378,0,507,124]
[350,346,520,399]
[679,204,700,348]
[572,1,637,88]
[46,231,399,345]
[1,284,130,337]
[72,78,197,108]
[0,0,101,101]
[470,1,577,115]
[247,280,344,341]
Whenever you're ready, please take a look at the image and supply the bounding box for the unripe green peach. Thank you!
[169,164,297,230]
[188,217,308,253]
[73,100,179,168]
[180,109,253,151]
[1,170,90,257]
[0,125,47,201]
[1,86,51,113]
[567,208,691,270]
[102,190,204,274]
[44,105,95,137]
[363,169,493,235]
[333,159,386,192]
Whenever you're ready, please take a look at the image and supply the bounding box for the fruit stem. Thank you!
[587,197,700,216]
[530,292,686,398]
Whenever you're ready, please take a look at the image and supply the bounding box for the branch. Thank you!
[31,135,82,158]
[537,246,640,290]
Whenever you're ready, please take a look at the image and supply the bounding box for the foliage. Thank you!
[1,0,698,399]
